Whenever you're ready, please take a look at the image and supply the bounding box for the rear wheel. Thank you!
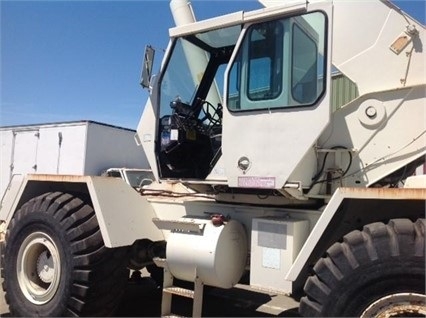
[299,218,426,317]
[1,192,129,316]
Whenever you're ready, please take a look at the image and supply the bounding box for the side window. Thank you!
[227,11,326,112]
[228,55,241,109]
[292,24,318,104]
[247,22,283,101]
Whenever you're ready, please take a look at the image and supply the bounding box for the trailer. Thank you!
[0,0,425,317]
[0,120,149,198]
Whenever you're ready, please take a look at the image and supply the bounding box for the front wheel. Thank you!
[1,192,129,316]
[299,218,426,317]
[15,230,62,306]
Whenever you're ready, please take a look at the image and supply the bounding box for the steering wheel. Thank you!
[199,100,222,129]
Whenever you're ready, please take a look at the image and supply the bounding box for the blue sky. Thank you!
[1,0,425,129]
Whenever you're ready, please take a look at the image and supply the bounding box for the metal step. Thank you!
[163,286,195,299]
[160,269,204,317]
[157,256,204,317]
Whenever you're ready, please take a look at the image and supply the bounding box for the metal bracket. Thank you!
[389,25,417,55]
[152,217,205,234]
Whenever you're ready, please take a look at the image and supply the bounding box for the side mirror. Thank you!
[140,45,155,89]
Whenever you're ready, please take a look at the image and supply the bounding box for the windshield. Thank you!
[156,24,241,179]
[158,25,241,118]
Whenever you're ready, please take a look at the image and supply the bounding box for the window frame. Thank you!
[246,21,284,102]
[226,10,328,113]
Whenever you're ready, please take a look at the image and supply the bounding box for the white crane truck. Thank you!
[1,0,425,316]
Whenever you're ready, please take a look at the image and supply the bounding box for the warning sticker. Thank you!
[170,129,179,141]
[238,176,276,188]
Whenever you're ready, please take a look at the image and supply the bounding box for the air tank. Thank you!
[166,218,247,288]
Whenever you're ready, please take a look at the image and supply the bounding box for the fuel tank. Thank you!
[166,218,247,288]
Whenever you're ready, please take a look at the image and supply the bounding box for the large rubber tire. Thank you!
[299,218,426,317]
[0,192,129,317]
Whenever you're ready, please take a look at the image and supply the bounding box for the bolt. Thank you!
[406,24,418,36]
[365,106,377,118]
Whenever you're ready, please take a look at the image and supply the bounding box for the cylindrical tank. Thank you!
[166,218,247,289]
[170,0,196,26]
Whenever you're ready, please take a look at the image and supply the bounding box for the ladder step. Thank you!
[163,286,195,299]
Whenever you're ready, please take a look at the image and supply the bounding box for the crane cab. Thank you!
[137,0,425,201]
[139,4,330,189]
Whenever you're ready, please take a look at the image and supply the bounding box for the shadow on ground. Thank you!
[116,278,300,317]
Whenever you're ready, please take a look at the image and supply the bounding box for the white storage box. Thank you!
[250,217,309,292]
[0,121,149,199]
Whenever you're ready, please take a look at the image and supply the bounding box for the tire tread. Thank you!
[0,192,129,317]
[300,218,425,317]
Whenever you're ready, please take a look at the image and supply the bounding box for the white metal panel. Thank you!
[12,130,39,175]
[0,130,14,201]
[137,85,163,182]
[405,175,426,188]
[319,85,426,188]
[331,1,425,94]
[0,174,164,247]
[1,121,151,201]
[0,124,87,199]
[85,123,149,175]
[0,174,24,222]
[36,124,87,175]
[250,217,309,293]
[222,2,333,189]
[243,0,306,23]
[0,174,27,227]
[86,175,164,247]
[0,129,39,198]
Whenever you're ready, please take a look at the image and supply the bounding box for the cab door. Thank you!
[222,3,332,189]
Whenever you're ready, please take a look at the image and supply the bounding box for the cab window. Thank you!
[227,11,326,111]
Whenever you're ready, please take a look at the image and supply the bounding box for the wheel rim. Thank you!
[361,293,426,318]
[16,231,61,305]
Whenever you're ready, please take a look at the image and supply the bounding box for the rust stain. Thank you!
[339,187,426,200]
[27,174,92,183]
[377,304,426,318]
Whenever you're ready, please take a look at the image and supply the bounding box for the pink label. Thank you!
[238,176,276,188]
